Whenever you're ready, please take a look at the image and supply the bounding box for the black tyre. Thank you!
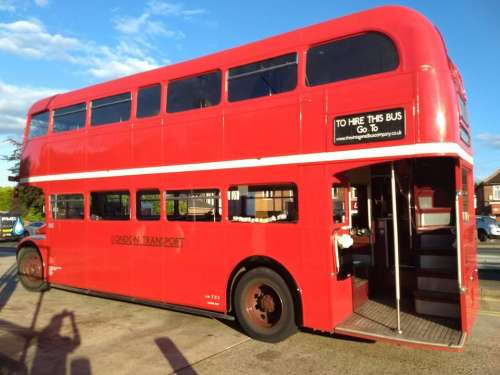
[17,247,48,292]
[478,230,488,242]
[234,267,297,342]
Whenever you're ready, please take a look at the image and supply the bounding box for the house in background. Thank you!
[476,168,500,221]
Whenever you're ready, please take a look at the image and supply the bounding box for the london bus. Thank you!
[16,6,477,350]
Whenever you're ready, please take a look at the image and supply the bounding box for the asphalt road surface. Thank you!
[1,241,500,374]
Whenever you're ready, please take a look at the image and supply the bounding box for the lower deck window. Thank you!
[228,184,297,223]
[332,185,347,224]
[137,190,160,220]
[91,191,130,220]
[166,189,221,221]
[50,194,84,219]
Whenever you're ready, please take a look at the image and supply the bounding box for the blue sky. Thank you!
[0,0,499,185]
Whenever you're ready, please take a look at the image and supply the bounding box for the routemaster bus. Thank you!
[16,6,477,350]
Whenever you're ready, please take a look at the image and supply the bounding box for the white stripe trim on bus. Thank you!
[20,142,473,184]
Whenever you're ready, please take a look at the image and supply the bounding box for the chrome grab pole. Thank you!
[367,183,374,266]
[455,192,463,291]
[408,190,412,251]
[391,162,402,334]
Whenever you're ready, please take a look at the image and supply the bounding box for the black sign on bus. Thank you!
[334,108,405,145]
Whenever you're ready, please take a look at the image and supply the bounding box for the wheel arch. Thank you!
[226,255,303,326]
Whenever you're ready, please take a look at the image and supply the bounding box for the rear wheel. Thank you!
[234,267,297,342]
[478,229,488,242]
[17,247,48,292]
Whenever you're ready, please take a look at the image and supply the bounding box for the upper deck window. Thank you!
[91,92,131,126]
[306,32,399,86]
[167,71,221,113]
[458,95,469,125]
[228,53,297,102]
[137,84,161,118]
[29,111,49,138]
[53,103,86,133]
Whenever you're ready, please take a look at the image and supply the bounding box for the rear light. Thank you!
[36,224,47,235]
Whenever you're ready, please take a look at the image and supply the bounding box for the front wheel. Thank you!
[234,267,297,342]
[17,247,48,292]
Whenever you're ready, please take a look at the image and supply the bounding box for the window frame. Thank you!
[50,193,85,220]
[492,185,500,202]
[227,52,298,103]
[136,84,162,119]
[305,31,400,87]
[90,191,130,221]
[136,189,161,221]
[28,111,50,139]
[165,189,222,222]
[53,102,87,133]
[166,70,222,114]
[227,183,298,224]
[90,92,132,127]
[332,184,349,226]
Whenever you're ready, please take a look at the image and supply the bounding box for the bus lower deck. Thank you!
[332,157,474,349]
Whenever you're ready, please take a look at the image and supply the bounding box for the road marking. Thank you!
[478,311,500,317]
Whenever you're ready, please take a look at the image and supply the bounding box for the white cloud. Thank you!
[147,1,206,19]
[0,0,15,12]
[477,133,500,149]
[0,80,59,135]
[84,44,161,79]
[0,20,81,61]
[34,0,49,7]
[0,19,162,80]
[0,2,208,81]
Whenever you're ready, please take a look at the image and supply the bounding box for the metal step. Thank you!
[413,290,460,319]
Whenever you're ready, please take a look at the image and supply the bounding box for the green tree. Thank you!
[0,186,14,212]
[1,138,44,221]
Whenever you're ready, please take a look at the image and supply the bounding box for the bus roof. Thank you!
[27,5,445,115]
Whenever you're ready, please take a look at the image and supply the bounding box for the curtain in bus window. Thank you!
[91,93,131,126]
[29,111,49,138]
[228,53,297,102]
[53,103,86,132]
[306,32,399,86]
[228,184,297,223]
[167,71,221,113]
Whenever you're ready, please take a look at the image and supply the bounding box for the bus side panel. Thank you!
[132,119,163,168]
[223,94,300,160]
[325,73,415,151]
[164,110,223,165]
[459,163,479,332]
[297,165,335,331]
[83,177,134,296]
[48,133,86,174]
[86,125,131,172]
[45,181,88,288]
[20,139,50,179]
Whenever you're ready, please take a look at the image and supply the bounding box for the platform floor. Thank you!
[335,297,465,348]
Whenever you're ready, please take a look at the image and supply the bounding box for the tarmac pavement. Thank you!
[1,242,500,374]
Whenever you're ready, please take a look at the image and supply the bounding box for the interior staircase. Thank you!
[413,231,460,318]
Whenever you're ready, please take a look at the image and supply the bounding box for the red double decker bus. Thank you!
[16,6,477,349]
